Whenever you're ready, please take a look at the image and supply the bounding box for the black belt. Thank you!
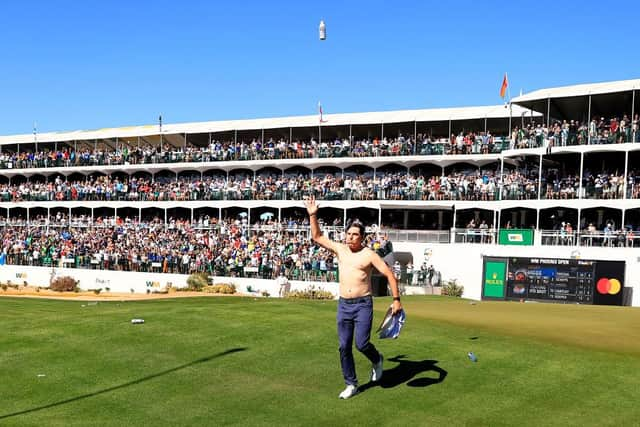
[339,295,372,304]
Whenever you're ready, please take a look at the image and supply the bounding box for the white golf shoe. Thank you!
[338,384,359,399]
[371,354,384,382]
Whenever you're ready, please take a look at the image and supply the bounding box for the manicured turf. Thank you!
[1,296,639,426]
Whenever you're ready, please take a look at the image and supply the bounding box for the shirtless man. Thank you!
[304,196,402,399]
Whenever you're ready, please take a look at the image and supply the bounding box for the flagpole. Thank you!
[506,73,512,147]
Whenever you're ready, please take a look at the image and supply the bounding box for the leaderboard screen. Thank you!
[482,257,625,305]
[507,257,596,303]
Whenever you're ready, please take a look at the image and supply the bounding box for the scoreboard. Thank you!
[482,256,625,306]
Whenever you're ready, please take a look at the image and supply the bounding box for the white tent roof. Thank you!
[0,104,537,146]
[512,78,640,103]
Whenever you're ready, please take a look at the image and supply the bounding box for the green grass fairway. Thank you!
[1,296,640,426]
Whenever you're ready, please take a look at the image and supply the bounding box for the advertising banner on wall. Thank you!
[482,257,507,299]
[481,256,626,306]
[498,229,534,246]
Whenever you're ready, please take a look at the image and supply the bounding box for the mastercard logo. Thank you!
[596,278,621,295]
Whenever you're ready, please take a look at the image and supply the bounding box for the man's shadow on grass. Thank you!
[0,347,247,421]
[359,355,447,392]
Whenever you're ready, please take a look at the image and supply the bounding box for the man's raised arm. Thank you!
[304,196,338,253]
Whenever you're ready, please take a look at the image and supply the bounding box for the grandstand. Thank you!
[1,78,639,306]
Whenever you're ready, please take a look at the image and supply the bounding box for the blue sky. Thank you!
[2,0,639,135]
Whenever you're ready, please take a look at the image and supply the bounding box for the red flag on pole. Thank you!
[500,73,509,99]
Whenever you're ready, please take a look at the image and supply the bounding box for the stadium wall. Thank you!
[1,246,637,306]
[0,265,339,298]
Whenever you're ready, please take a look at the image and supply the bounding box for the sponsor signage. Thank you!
[482,257,626,306]
[498,229,534,246]
[482,258,507,299]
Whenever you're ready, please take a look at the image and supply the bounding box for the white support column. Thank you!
[537,154,543,199]
[499,156,505,201]
[452,207,457,230]
[624,148,629,199]
[587,95,592,145]
[414,120,417,154]
[577,208,581,237]
[578,152,585,199]
[508,103,512,145]
[632,90,636,142]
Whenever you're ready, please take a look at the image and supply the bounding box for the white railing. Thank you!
[539,230,639,248]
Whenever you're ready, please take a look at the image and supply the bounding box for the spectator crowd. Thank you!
[1,113,638,172]
[0,216,399,282]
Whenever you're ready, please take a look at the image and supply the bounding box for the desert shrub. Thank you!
[186,272,209,291]
[92,288,102,295]
[50,276,79,292]
[287,286,334,300]
[1,283,7,291]
[205,283,237,294]
[261,290,270,297]
[441,279,464,297]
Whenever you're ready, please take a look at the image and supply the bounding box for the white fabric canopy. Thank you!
[512,78,640,103]
[0,104,537,145]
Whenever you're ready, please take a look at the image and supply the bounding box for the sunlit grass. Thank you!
[0,296,639,426]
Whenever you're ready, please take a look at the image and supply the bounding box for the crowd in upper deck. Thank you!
[1,113,639,171]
